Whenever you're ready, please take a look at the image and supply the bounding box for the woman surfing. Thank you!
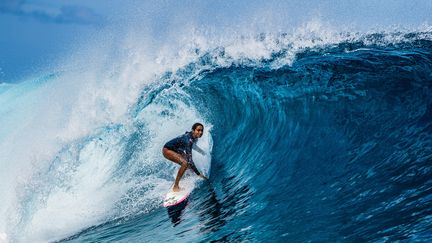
[162,123,208,192]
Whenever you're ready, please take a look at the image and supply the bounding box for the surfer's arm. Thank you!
[192,143,206,156]
[191,163,208,179]
[186,156,208,179]
[187,159,201,175]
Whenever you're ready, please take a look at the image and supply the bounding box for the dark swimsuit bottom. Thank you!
[164,145,184,156]
[163,145,201,176]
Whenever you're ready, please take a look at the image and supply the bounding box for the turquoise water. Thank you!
[1,31,432,242]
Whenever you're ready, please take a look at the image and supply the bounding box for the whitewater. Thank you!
[1,17,432,242]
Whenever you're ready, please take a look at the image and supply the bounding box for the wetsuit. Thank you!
[164,132,201,175]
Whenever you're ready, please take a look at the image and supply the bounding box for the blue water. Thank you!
[1,31,432,242]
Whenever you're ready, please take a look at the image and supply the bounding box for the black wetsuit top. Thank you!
[164,132,201,175]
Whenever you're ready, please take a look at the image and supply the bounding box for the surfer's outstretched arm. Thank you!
[186,155,208,180]
[192,143,206,156]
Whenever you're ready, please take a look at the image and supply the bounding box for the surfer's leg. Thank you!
[173,160,188,192]
[162,148,185,165]
[162,148,188,192]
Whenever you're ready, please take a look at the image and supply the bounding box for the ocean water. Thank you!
[1,27,432,242]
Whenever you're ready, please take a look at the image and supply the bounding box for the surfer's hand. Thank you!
[199,174,208,180]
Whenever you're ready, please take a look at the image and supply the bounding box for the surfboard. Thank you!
[163,178,195,207]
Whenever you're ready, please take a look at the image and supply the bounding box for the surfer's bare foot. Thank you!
[173,185,180,192]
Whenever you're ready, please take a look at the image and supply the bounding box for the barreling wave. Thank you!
[1,29,432,242]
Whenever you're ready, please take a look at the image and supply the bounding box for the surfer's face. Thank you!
[192,125,204,139]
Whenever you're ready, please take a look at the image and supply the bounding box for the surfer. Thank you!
[163,123,208,192]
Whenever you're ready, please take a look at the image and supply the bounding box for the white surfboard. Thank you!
[163,178,195,207]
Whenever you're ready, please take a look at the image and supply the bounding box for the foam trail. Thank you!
[0,53,214,241]
[0,28,172,241]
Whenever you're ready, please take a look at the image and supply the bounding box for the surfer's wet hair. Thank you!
[192,123,204,130]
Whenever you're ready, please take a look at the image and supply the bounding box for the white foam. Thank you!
[193,127,213,177]
[0,232,8,243]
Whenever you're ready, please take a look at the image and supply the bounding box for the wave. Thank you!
[1,28,432,242]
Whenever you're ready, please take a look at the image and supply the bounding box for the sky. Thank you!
[1,0,432,83]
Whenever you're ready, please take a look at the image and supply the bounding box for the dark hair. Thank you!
[192,122,204,130]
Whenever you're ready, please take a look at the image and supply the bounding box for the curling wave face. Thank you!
[1,30,432,242]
